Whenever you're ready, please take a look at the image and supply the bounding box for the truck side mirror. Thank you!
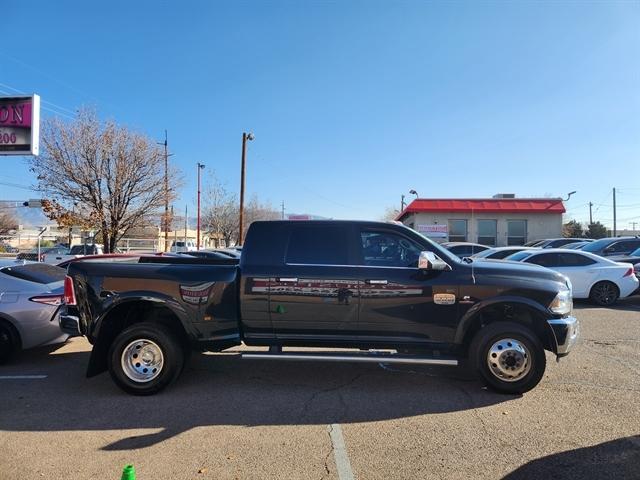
[418,251,450,271]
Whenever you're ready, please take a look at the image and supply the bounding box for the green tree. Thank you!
[562,220,584,238]
[586,221,608,239]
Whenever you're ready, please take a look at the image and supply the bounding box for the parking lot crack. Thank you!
[321,425,335,480]
[300,373,365,422]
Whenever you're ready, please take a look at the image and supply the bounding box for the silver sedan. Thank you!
[0,260,69,363]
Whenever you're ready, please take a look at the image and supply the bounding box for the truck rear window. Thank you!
[1,263,66,284]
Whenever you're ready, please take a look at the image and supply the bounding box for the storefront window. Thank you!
[448,220,467,242]
[477,219,497,246]
[507,220,527,246]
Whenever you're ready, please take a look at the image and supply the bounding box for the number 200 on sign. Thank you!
[0,133,17,144]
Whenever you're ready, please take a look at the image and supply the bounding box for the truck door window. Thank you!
[286,225,349,265]
[360,230,422,268]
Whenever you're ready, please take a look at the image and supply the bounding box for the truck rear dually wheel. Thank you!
[469,321,546,394]
[108,322,184,395]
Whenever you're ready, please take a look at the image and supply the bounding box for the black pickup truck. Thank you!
[61,220,579,395]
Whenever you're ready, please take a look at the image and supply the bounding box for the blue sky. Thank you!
[2,0,639,228]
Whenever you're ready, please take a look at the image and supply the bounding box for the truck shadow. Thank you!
[1,346,519,451]
[502,435,640,479]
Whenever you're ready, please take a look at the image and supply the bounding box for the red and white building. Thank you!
[396,194,566,246]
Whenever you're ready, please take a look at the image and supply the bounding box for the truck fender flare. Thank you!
[86,292,194,378]
[454,295,555,348]
[90,291,195,339]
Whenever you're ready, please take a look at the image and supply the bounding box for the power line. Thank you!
[0,82,77,115]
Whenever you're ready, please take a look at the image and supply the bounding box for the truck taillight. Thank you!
[64,275,77,305]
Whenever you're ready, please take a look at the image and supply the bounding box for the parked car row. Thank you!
[441,236,640,306]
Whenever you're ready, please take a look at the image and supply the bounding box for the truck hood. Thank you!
[470,258,569,287]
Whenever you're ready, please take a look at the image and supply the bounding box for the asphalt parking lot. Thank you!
[1,298,639,480]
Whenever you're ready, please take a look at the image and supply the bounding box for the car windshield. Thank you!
[581,239,613,252]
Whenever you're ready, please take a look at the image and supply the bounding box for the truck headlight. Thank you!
[549,287,572,315]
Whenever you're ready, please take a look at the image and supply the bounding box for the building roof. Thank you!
[397,198,565,220]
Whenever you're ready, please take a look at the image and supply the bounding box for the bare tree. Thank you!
[0,210,17,236]
[30,109,179,253]
[243,194,280,240]
[380,206,400,222]
[202,173,239,247]
[203,173,281,246]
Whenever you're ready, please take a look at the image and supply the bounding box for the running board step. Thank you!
[241,351,458,366]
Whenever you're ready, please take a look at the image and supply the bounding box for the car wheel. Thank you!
[108,322,185,396]
[0,322,19,364]
[469,321,546,394]
[589,281,620,306]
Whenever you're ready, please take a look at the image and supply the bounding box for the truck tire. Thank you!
[469,321,546,394]
[108,322,185,395]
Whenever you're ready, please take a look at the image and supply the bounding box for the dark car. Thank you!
[441,242,490,258]
[608,247,640,272]
[472,246,535,260]
[534,238,594,249]
[62,220,578,396]
[581,237,640,257]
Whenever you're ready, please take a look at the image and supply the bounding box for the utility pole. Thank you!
[401,194,406,213]
[172,205,176,248]
[631,221,638,232]
[613,187,617,237]
[589,202,593,225]
[157,131,173,252]
[281,200,285,220]
[238,132,254,245]
[196,162,205,250]
[184,204,188,246]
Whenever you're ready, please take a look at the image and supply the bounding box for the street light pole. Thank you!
[197,162,205,250]
[238,132,254,245]
[157,130,173,252]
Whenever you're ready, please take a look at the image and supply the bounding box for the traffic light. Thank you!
[22,199,43,208]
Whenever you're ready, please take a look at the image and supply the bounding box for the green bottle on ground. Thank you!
[121,464,136,480]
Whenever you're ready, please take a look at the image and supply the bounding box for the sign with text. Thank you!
[0,95,40,156]
[416,224,448,237]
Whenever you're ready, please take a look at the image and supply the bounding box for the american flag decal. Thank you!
[179,282,215,305]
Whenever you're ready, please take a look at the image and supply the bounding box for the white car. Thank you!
[43,244,104,265]
[505,248,639,306]
[170,240,196,253]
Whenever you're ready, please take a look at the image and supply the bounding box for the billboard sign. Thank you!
[416,224,448,238]
[0,95,40,156]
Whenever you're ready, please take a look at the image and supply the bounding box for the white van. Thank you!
[170,240,196,253]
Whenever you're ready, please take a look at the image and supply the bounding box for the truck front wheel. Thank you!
[469,321,546,394]
[108,322,185,395]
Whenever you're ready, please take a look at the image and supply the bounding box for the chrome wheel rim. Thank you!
[121,339,164,383]
[486,338,531,382]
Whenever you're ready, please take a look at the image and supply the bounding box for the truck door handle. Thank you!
[277,277,298,283]
[366,279,388,285]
